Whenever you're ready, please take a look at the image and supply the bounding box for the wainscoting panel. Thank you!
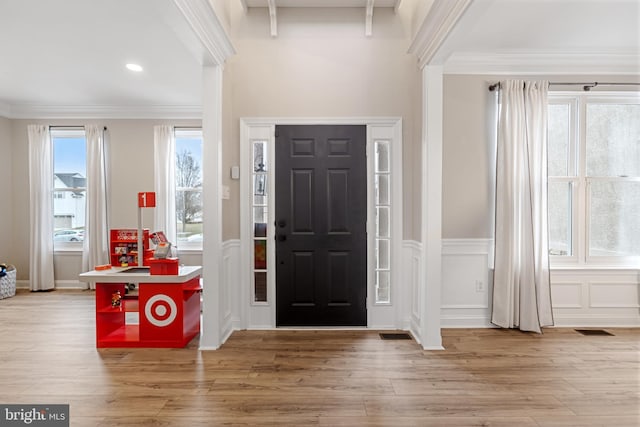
[222,240,240,343]
[441,239,493,327]
[551,270,640,327]
[589,281,640,309]
[441,240,640,328]
[403,240,422,339]
[550,282,584,309]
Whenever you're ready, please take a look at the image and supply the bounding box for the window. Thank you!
[548,94,640,266]
[52,128,86,247]
[374,140,391,303]
[252,140,268,303]
[174,128,203,248]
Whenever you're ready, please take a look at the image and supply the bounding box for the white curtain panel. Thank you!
[492,80,554,333]
[153,125,177,244]
[27,125,55,291]
[82,125,110,288]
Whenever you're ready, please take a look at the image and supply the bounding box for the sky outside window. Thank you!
[53,136,86,175]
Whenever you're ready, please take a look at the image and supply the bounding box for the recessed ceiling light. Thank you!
[126,63,143,72]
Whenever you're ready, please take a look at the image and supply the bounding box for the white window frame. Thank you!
[174,127,203,251]
[549,92,640,268]
[51,127,86,251]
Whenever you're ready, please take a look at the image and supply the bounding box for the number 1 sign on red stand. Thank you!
[137,192,156,266]
[138,192,156,208]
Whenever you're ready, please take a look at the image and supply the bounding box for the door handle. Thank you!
[277,220,286,228]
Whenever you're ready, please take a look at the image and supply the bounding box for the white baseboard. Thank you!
[552,315,640,328]
[441,314,496,328]
[16,279,88,290]
[16,280,29,289]
[56,280,88,289]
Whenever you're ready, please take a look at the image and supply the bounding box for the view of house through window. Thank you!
[175,128,203,247]
[52,128,87,245]
[548,95,640,264]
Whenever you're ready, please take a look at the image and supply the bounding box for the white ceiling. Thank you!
[434,0,640,71]
[0,0,637,118]
[0,0,206,117]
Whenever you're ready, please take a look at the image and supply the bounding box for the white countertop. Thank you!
[79,265,202,283]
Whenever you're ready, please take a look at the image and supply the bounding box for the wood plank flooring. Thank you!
[0,289,638,426]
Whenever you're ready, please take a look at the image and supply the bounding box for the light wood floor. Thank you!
[0,289,638,426]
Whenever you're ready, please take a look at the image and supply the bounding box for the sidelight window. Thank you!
[374,140,391,303]
[252,140,269,302]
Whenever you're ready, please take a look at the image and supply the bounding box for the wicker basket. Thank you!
[0,265,16,299]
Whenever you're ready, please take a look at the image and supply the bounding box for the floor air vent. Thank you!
[379,333,412,340]
[575,329,614,336]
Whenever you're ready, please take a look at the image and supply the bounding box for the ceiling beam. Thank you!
[268,0,277,37]
[365,0,374,37]
[240,0,248,13]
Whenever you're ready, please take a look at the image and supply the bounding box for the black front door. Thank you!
[275,125,367,326]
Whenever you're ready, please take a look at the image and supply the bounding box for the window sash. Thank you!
[51,128,86,249]
[174,128,203,250]
[549,93,640,267]
[585,177,640,264]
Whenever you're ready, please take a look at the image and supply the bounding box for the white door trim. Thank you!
[239,117,403,329]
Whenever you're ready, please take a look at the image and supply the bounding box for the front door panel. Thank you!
[275,125,367,326]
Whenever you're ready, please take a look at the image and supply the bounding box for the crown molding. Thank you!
[3,104,202,120]
[408,0,472,69]
[244,0,399,7]
[443,52,640,75]
[172,0,235,66]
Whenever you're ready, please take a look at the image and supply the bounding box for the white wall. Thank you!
[222,4,422,241]
[442,75,496,238]
[9,118,200,286]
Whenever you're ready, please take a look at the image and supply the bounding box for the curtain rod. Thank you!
[49,125,108,131]
[488,82,640,92]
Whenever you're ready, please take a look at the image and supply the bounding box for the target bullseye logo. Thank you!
[145,294,177,327]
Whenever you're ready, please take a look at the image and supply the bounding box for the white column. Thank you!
[420,65,444,350]
[200,65,223,349]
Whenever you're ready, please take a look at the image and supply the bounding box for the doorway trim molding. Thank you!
[239,117,403,329]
